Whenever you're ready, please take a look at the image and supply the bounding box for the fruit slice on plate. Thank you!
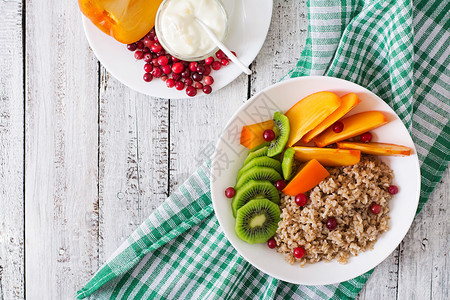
[268,112,290,157]
[243,146,269,165]
[337,142,411,156]
[282,159,329,196]
[236,157,282,183]
[281,147,296,180]
[301,93,361,143]
[285,91,341,146]
[235,198,281,244]
[292,146,360,167]
[79,0,163,44]
[234,166,282,190]
[240,120,274,149]
[314,111,389,147]
[231,180,280,217]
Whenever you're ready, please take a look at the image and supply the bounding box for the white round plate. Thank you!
[211,76,421,285]
[82,0,273,99]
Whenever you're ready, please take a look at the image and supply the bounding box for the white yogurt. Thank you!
[157,0,227,59]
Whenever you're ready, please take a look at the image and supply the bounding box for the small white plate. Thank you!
[211,76,421,285]
[81,0,273,98]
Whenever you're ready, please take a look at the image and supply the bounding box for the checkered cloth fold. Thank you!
[77,0,449,299]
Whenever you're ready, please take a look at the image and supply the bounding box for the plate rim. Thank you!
[211,75,421,285]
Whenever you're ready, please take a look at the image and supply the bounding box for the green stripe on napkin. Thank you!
[77,0,449,298]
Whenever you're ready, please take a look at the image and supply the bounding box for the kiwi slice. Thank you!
[249,142,270,153]
[236,156,282,183]
[235,199,281,244]
[231,180,280,217]
[235,166,282,190]
[282,147,296,180]
[243,146,268,165]
[268,112,290,157]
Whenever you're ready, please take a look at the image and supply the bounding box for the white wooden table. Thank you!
[0,1,448,299]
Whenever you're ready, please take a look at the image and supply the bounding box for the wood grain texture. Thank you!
[24,0,99,298]
[0,1,24,299]
[97,70,169,264]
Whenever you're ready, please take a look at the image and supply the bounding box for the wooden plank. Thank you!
[97,70,169,263]
[24,0,99,297]
[0,1,24,298]
[396,167,449,300]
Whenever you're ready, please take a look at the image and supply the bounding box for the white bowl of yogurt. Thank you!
[155,0,229,61]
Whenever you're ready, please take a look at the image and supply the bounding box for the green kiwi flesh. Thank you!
[235,199,281,244]
[236,156,282,183]
[231,180,280,217]
[243,146,268,165]
[249,142,270,152]
[268,112,290,157]
[234,166,282,190]
[282,147,296,180]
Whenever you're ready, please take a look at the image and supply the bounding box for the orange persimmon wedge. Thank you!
[301,93,361,143]
[293,146,360,166]
[314,111,389,147]
[282,159,329,196]
[79,0,163,44]
[337,142,411,156]
[240,120,274,149]
[285,92,341,147]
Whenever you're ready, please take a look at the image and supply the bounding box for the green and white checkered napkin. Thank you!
[77,0,449,299]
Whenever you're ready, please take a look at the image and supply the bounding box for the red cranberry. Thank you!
[204,75,214,85]
[326,217,337,230]
[136,41,144,49]
[216,49,226,59]
[388,185,398,195]
[172,73,181,81]
[293,247,306,259]
[142,47,151,54]
[143,37,153,48]
[332,121,344,133]
[197,64,205,74]
[166,78,175,88]
[143,73,153,82]
[172,62,185,74]
[189,62,198,72]
[152,67,162,78]
[225,187,235,198]
[162,65,172,75]
[203,65,211,76]
[153,35,159,42]
[157,56,169,66]
[370,203,382,214]
[157,49,166,56]
[161,75,168,82]
[144,53,153,63]
[361,132,373,143]
[175,81,185,91]
[171,56,180,62]
[186,86,197,97]
[275,180,286,190]
[295,193,308,206]
[230,51,237,57]
[263,129,275,141]
[152,57,160,67]
[182,61,190,67]
[192,72,203,82]
[205,56,214,65]
[203,85,212,94]
[212,61,222,70]
[134,51,144,60]
[267,238,277,249]
[127,43,137,51]
[144,63,153,73]
[146,30,156,40]
[194,82,203,90]
[221,58,229,66]
[184,78,193,86]
[181,69,191,79]
[151,42,162,53]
